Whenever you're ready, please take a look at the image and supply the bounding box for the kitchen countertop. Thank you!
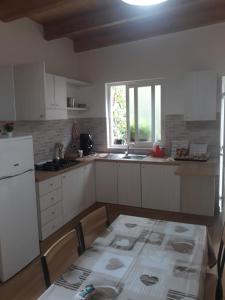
[35,160,93,182]
[35,153,219,182]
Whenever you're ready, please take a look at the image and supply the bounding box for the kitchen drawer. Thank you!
[39,188,62,211]
[41,202,62,226]
[38,176,61,196]
[41,216,63,240]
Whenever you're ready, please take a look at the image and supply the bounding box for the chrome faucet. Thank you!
[124,143,132,157]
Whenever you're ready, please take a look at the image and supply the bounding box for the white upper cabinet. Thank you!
[183,70,217,121]
[0,62,88,121]
[54,75,67,110]
[0,66,16,121]
[14,62,67,120]
[45,73,55,109]
[45,74,67,111]
[14,62,47,121]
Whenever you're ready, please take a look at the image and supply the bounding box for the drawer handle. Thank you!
[51,211,55,215]
[51,197,55,200]
[50,183,54,186]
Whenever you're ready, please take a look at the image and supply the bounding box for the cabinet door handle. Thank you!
[51,211,55,215]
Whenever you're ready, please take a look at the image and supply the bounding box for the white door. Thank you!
[118,162,141,207]
[220,77,225,222]
[0,171,40,281]
[62,168,84,224]
[95,162,117,204]
[142,165,180,212]
[83,163,96,209]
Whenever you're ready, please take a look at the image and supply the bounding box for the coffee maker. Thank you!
[80,134,94,156]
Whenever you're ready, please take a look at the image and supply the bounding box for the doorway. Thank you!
[219,77,225,218]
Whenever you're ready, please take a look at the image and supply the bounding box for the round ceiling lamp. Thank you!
[121,0,168,5]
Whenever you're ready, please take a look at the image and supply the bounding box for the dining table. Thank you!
[38,214,216,300]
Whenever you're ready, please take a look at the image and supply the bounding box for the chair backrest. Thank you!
[78,206,109,251]
[41,229,79,288]
[216,224,225,300]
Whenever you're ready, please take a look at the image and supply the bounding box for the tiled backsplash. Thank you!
[11,118,107,163]
[10,114,220,163]
[13,120,74,163]
[164,114,220,158]
[78,118,107,153]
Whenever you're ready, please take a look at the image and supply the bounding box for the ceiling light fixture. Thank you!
[121,0,168,6]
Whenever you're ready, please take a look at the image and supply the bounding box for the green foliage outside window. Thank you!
[111,85,127,143]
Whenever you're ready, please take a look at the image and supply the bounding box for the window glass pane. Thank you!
[110,85,126,145]
[137,86,152,142]
[129,88,135,142]
[155,85,161,142]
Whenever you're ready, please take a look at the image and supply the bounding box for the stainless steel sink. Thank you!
[105,153,124,160]
[104,153,147,160]
[122,154,147,160]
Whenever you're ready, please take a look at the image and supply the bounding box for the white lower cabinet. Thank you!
[95,161,180,210]
[36,175,63,240]
[118,163,141,207]
[61,163,96,224]
[62,167,84,224]
[83,163,96,209]
[141,165,180,212]
[95,162,118,203]
[41,216,64,240]
[181,176,215,216]
[36,163,96,240]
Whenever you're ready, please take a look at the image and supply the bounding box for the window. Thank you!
[106,80,162,148]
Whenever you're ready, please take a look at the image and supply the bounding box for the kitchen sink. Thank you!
[122,154,147,160]
[104,153,147,160]
[105,153,124,160]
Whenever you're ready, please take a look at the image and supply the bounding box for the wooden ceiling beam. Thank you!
[72,0,225,52]
[0,0,73,22]
[44,0,192,40]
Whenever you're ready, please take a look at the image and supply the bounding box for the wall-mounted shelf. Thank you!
[67,107,87,111]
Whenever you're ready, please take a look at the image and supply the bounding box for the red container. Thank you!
[151,145,165,158]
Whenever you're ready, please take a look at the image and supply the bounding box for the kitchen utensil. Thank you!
[67,97,75,108]
[78,150,83,158]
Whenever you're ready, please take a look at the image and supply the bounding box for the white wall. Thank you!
[77,22,225,118]
[0,18,78,78]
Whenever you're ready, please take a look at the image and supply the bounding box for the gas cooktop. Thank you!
[35,159,80,172]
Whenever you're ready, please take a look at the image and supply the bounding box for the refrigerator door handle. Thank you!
[0,169,33,181]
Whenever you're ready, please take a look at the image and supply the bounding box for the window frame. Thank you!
[106,79,164,149]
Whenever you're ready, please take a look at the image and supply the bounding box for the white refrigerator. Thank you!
[0,136,40,282]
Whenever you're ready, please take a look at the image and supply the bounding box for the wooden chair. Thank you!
[41,229,79,288]
[77,206,109,252]
[204,225,225,300]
